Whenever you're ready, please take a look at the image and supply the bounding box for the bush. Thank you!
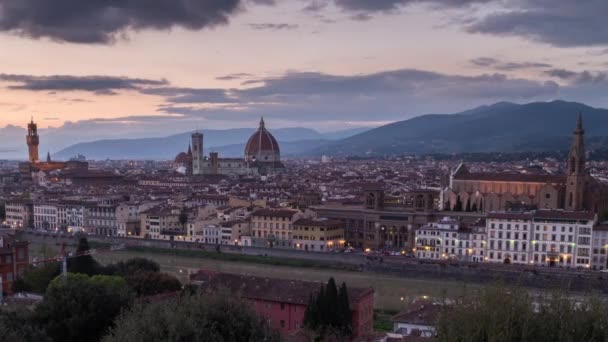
[35,273,133,342]
[103,292,281,342]
[436,286,608,342]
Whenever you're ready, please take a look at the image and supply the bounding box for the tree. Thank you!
[103,292,281,342]
[445,200,452,211]
[471,202,478,212]
[12,263,60,294]
[0,203,5,221]
[125,271,182,297]
[0,309,49,342]
[68,237,101,275]
[436,285,608,342]
[479,200,484,212]
[179,210,188,230]
[337,282,353,337]
[103,257,160,277]
[35,273,133,342]
[304,278,353,340]
[465,199,471,212]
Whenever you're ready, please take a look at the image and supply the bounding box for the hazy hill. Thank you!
[54,127,367,160]
[308,101,608,156]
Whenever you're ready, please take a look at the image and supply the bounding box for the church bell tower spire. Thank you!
[565,112,587,211]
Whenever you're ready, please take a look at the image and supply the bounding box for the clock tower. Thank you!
[26,118,40,163]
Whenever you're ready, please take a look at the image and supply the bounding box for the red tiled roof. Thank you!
[244,124,280,156]
[534,210,595,221]
[252,208,298,218]
[190,270,374,306]
[454,172,565,183]
[293,218,344,228]
[487,212,534,220]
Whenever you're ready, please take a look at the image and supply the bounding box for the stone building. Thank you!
[184,117,285,177]
[19,118,88,180]
[443,114,608,214]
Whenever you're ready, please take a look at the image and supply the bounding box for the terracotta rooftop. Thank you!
[534,210,595,221]
[251,208,299,218]
[190,270,374,306]
[454,172,565,184]
[293,218,344,227]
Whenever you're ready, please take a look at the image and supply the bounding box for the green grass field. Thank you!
[28,240,478,311]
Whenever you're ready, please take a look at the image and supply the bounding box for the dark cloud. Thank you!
[155,68,559,124]
[0,0,242,44]
[467,1,608,47]
[545,69,608,84]
[216,73,255,81]
[0,74,167,93]
[350,13,373,21]
[332,0,489,12]
[470,57,552,71]
[142,87,238,104]
[248,23,298,30]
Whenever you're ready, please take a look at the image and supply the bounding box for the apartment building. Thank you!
[33,202,59,231]
[486,212,532,264]
[292,218,345,252]
[250,209,311,248]
[5,200,33,229]
[592,225,608,270]
[416,210,597,268]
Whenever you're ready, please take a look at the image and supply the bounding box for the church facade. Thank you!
[179,118,285,177]
[442,114,608,214]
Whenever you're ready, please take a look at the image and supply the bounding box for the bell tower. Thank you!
[565,113,587,211]
[26,117,40,163]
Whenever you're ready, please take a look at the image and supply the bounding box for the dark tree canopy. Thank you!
[125,271,182,297]
[103,292,281,342]
[437,286,608,342]
[68,237,102,275]
[0,309,49,342]
[12,263,60,294]
[103,257,160,277]
[304,278,352,339]
[35,273,133,342]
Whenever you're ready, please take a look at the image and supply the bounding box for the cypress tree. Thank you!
[338,282,353,337]
[471,202,478,212]
[465,198,471,212]
[326,278,339,327]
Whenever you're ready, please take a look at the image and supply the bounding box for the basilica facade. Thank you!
[442,114,608,214]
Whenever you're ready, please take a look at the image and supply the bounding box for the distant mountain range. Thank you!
[54,127,370,160]
[307,100,608,156]
[16,100,608,161]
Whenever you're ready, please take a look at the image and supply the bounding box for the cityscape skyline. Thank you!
[1,0,608,138]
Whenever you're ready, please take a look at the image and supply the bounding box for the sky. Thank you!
[1,0,608,147]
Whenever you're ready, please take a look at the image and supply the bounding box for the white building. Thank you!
[415,217,461,260]
[592,225,608,270]
[57,201,88,233]
[202,224,222,244]
[486,210,595,268]
[486,212,532,264]
[416,210,597,268]
[5,200,33,229]
[530,210,594,268]
[33,203,59,231]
